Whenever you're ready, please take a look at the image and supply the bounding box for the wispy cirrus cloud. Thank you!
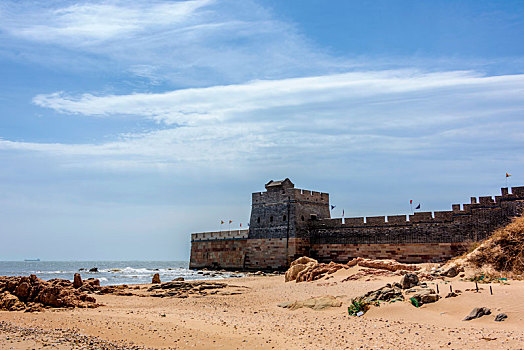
[0,69,519,167]
[0,0,341,85]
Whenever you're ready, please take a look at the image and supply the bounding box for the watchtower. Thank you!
[249,178,330,239]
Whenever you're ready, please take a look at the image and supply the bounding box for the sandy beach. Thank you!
[1,266,523,350]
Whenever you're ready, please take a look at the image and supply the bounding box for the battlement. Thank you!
[190,180,524,270]
[313,187,524,229]
[251,187,329,204]
[191,229,249,241]
[293,188,329,203]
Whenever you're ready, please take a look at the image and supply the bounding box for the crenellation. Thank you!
[190,179,524,270]
[433,210,453,222]
[478,196,495,205]
[409,212,433,223]
[191,229,249,241]
[387,214,408,225]
[344,217,365,226]
[511,186,524,197]
[365,216,386,226]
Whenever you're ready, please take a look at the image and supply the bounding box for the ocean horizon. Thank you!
[0,260,243,286]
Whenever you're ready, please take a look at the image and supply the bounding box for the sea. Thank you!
[0,261,243,286]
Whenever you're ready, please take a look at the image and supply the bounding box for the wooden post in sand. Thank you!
[490,285,493,295]
[475,280,479,292]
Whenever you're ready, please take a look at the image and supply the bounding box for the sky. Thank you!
[1,0,524,261]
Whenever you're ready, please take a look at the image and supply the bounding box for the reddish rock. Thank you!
[73,273,83,288]
[0,275,99,311]
[152,273,161,284]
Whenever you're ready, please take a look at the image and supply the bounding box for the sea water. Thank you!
[0,261,243,286]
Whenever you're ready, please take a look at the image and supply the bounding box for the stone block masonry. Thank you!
[189,179,524,270]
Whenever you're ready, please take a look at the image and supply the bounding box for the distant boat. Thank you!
[24,259,40,262]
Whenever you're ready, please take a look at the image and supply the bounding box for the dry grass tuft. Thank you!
[466,214,524,275]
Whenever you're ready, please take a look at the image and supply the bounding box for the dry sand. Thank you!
[1,267,523,349]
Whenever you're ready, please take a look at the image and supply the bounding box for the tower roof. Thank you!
[265,178,294,190]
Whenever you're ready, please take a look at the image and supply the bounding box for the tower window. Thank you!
[301,215,305,221]
[283,215,287,222]
[257,217,260,224]
[270,216,273,222]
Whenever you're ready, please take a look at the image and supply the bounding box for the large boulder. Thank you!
[411,288,439,305]
[290,256,317,267]
[152,273,161,284]
[361,284,404,302]
[400,273,419,289]
[440,264,463,278]
[463,307,491,321]
[0,291,25,311]
[285,263,308,282]
[0,275,99,311]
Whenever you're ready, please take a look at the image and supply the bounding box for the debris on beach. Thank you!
[147,281,249,298]
[0,275,99,311]
[277,295,342,311]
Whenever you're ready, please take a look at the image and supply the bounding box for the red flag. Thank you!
[506,173,512,178]
[410,199,413,204]
[240,223,242,227]
[220,220,224,224]
[229,220,232,224]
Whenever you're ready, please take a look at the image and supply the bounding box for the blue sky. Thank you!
[1,0,524,260]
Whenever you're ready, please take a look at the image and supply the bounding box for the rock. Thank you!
[89,267,98,273]
[0,275,98,310]
[285,263,308,282]
[0,291,25,311]
[278,296,342,311]
[400,273,419,289]
[463,307,491,321]
[290,256,318,267]
[152,273,161,284]
[445,292,458,298]
[172,277,185,281]
[78,278,100,293]
[360,284,404,303]
[354,258,419,272]
[440,265,463,278]
[73,273,83,288]
[411,288,439,305]
[494,313,507,322]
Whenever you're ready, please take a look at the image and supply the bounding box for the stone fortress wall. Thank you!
[189,179,524,270]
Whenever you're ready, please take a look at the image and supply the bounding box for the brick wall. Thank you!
[311,242,472,263]
[189,239,247,269]
[188,185,524,270]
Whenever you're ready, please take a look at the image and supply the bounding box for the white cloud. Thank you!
[0,69,519,168]
[0,0,339,85]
